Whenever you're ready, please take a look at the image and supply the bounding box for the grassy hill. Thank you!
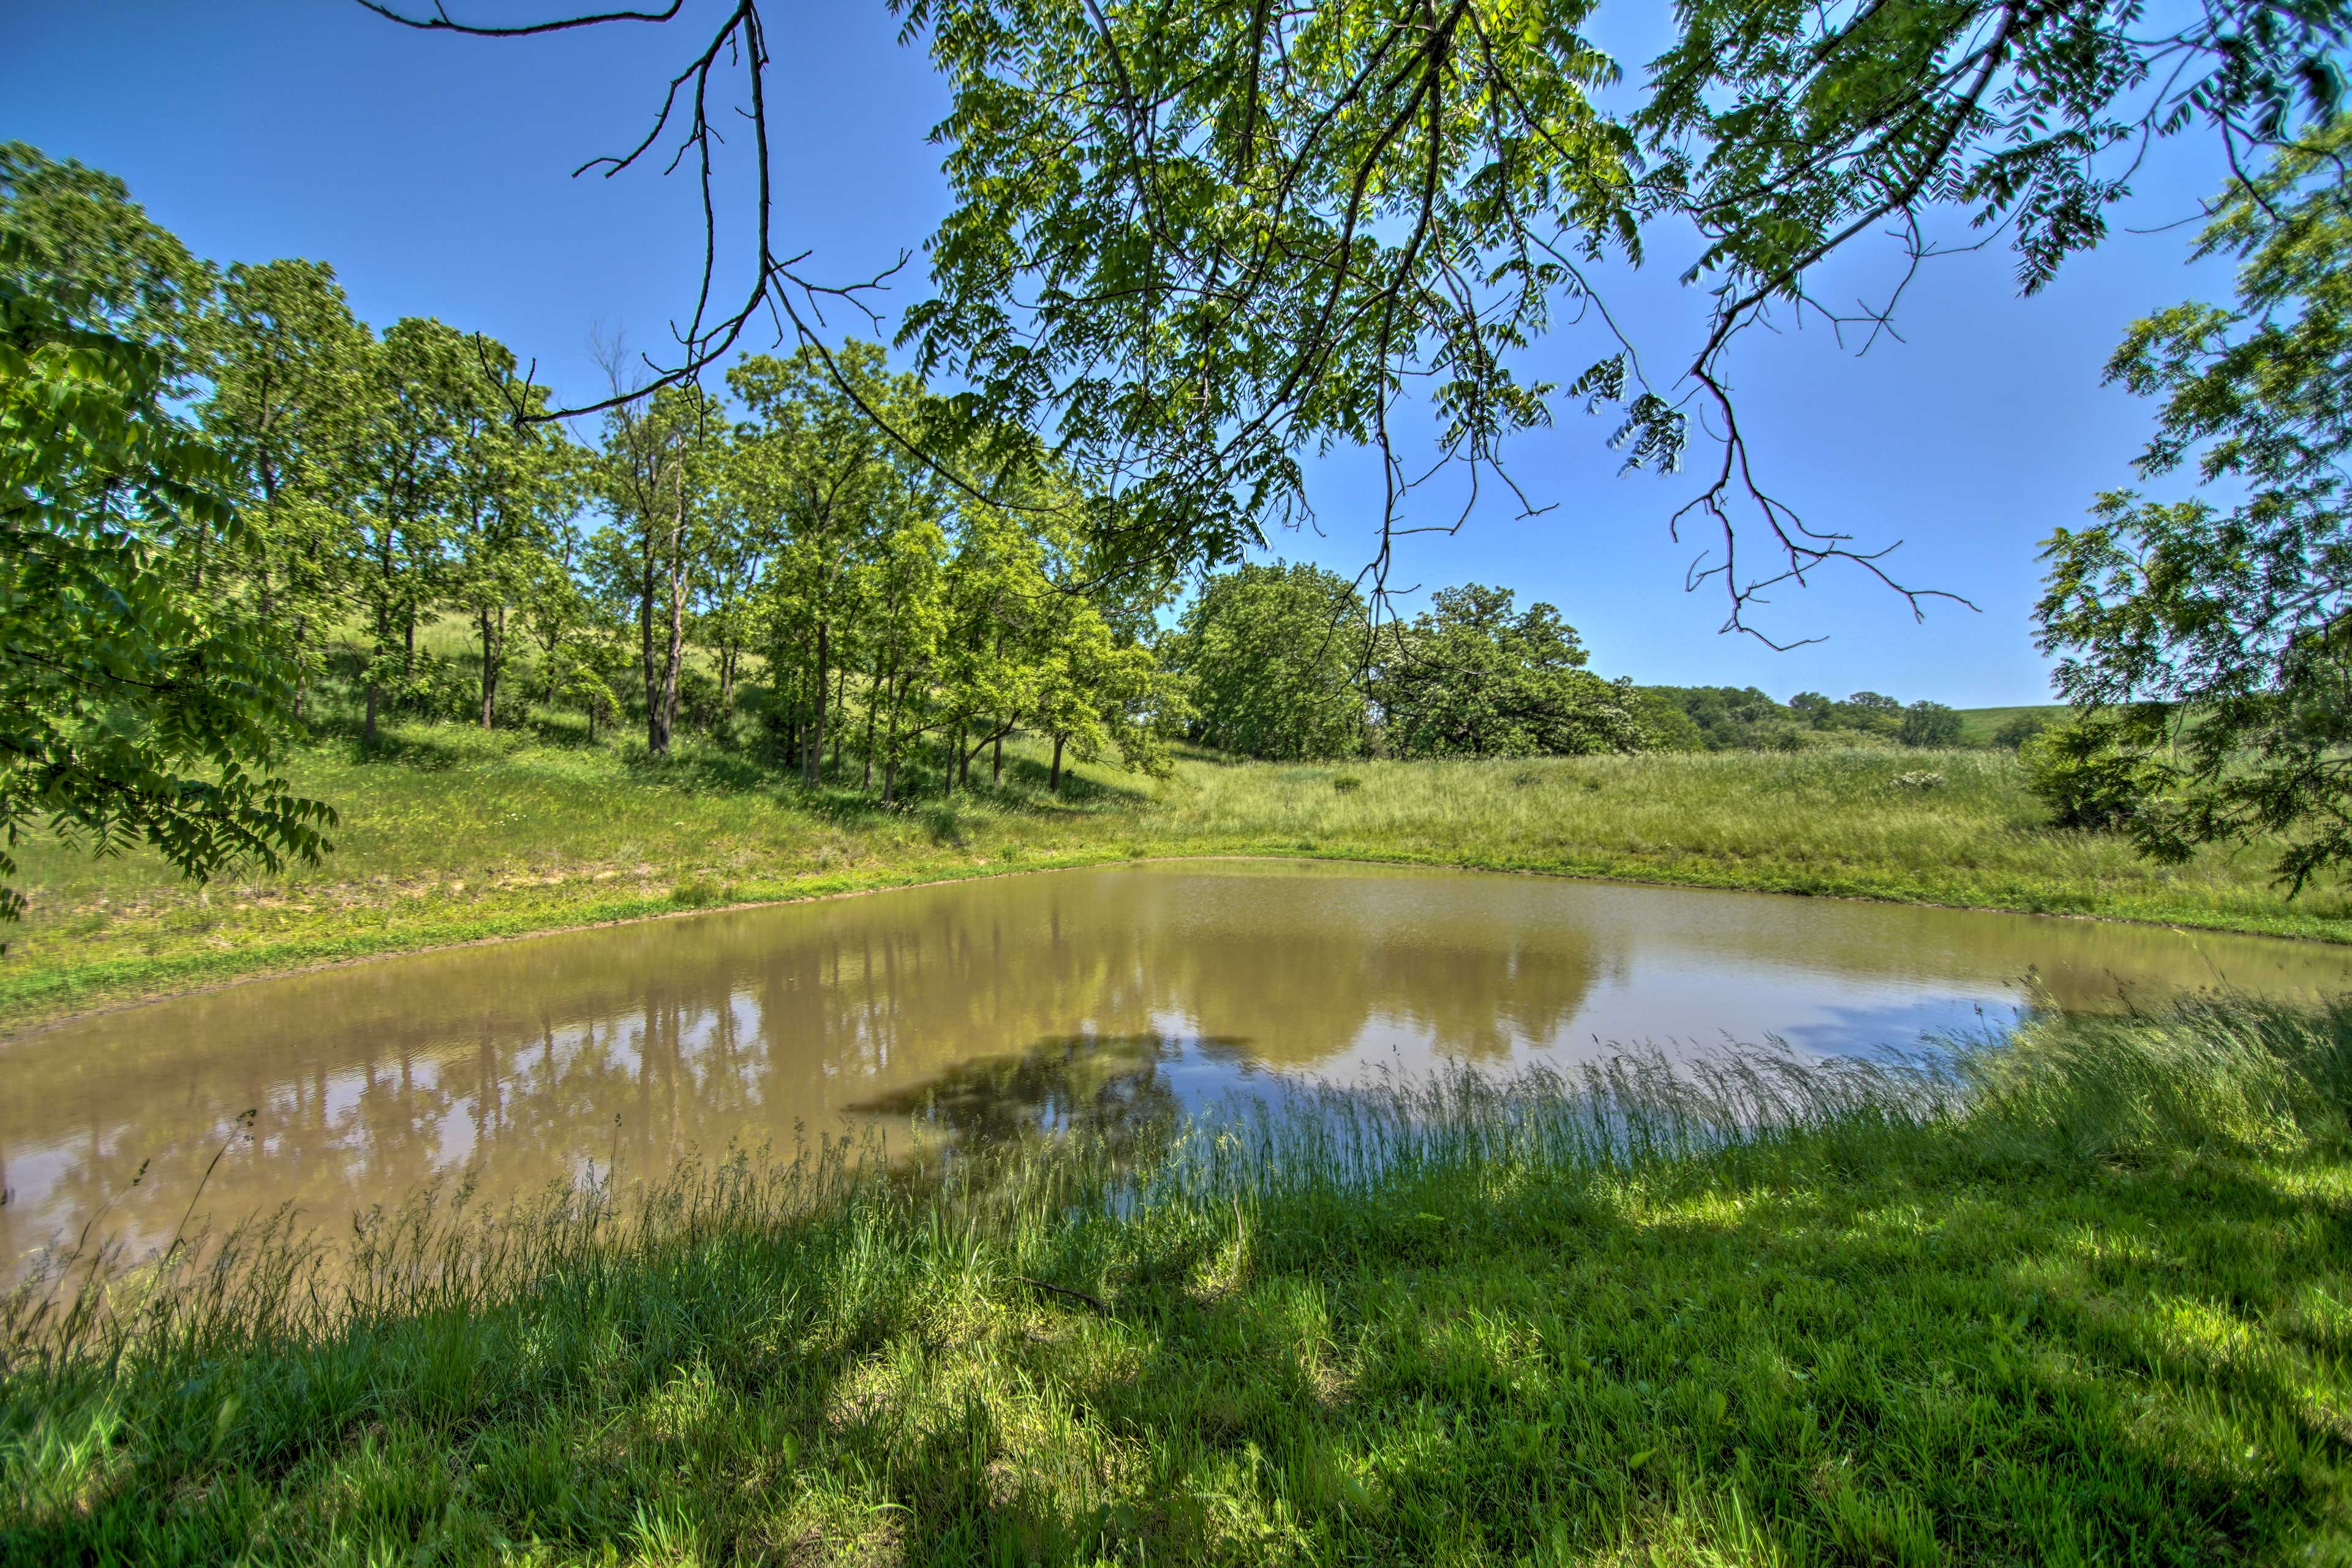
[1956,703,2068,746]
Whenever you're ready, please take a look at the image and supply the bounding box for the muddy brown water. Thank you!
[7,859,2350,1269]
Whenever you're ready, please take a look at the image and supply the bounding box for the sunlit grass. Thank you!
[6,998,2352,1562]
[7,718,2348,1027]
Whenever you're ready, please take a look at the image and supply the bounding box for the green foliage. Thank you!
[1637,3,2348,307]
[1376,584,1642,759]
[1639,686,1967,751]
[2018,715,2171,833]
[900,0,1649,573]
[884,0,2351,603]
[1164,561,1370,761]
[2038,119,2352,889]
[1632,688,1707,751]
[1898,699,1962,748]
[1992,710,2054,750]
[0,228,331,921]
[0,143,212,376]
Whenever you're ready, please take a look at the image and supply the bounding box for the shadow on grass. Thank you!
[9,1106,2349,1564]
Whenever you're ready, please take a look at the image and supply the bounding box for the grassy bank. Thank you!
[6,719,2348,1028]
[6,998,2352,1562]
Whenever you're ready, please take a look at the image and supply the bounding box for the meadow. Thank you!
[1,703,2340,1030]
[5,996,2351,1563]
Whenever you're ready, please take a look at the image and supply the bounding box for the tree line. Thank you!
[3,142,1184,841]
[1635,688,1978,753]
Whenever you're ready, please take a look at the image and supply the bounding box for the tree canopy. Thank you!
[1163,562,1371,761]
[1373,584,1643,760]
[2038,116,2352,890]
[358,1,2352,641]
[1,209,333,921]
[1,142,1207,919]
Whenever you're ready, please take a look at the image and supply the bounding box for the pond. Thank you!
[7,859,2350,1268]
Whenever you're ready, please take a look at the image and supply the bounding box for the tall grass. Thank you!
[8,998,2352,1562]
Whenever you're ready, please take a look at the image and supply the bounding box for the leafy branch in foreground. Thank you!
[0,236,333,922]
[1638,1,2349,641]
[2038,118,2352,891]
[354,1,2348,646]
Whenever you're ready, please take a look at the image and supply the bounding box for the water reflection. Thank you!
[847,1032,1230,1147]
[4,860,2348,1272]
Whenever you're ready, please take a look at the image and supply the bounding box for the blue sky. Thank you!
[8,1,2242,706]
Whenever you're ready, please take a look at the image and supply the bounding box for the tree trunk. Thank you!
[478,605,503,729]
[832,666,848,776]
[291,614,309,725]
[1050,734,1066,793]
[639,546,658,750]
[992,734,1003,786]
[946,723,963,797]
[880,673,907,805]
[807,618,829,788]
[365,603,389,746]
[861,658,883,791]
[661,530,687,747]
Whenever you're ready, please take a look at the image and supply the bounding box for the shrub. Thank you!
[1994,710,2054,750]
[1332,774,1363,794]
[677,665,728,734]
[1899,700,1964,748]
[2019,717,2170,832]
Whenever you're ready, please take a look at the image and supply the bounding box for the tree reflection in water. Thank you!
[848,1033,1247,1152]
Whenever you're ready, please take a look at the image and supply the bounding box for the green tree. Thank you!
[1375,584,1641,760]
[731,342,911,784]
[1637,686,1790,750]
[1634,690,1707,752]
[444,347,579,730]
[1028,592,1180,794]
[1994,711,2054,751]
[0,143,213,379]
[863,505,951,804]
[346,317,481,743]
[1899,701,1963,748]
[1,237,331,921]
[597,381,726,760]
[351,7,2345,641]
[2038,121,2352,889]
[1164,562,1370,761]
[199,260,371,721]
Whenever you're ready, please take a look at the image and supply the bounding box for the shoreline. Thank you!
[9,844,2348,1042]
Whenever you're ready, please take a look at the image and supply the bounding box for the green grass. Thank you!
[7,715,2348,1029]
[9,997,2352,1563]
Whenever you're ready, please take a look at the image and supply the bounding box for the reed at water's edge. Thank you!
[7,996,2352,1563]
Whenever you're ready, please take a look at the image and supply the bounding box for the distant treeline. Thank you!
[1157,563,2021,763]
[1632,687,2043,753]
